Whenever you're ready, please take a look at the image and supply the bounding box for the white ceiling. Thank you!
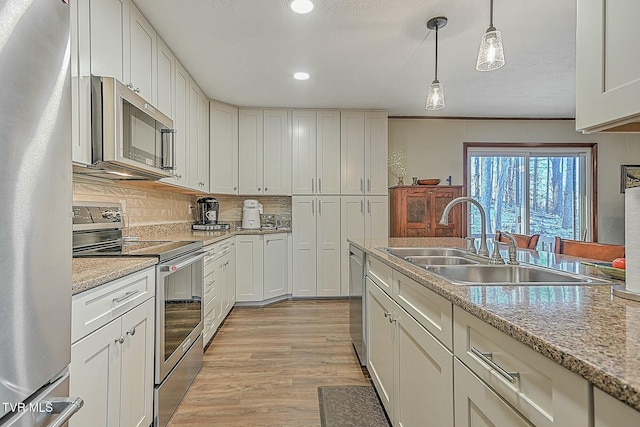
[133,0,577,118]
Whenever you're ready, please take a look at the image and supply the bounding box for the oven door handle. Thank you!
[159,251,207,272]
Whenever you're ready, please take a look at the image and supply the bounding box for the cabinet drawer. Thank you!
[367,256,392,295]
[202,297,217,346]
[72,267,155,343]
[393,270,452,350]
[203,269,216,302]
[454,306,589,427]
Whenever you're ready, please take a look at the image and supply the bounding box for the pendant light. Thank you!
[476,0,505,71]
[425,16,447,111]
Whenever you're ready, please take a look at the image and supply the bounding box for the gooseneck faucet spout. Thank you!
[439,196,490,256]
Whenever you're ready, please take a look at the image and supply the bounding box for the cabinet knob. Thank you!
[258,187,261,191]
[115,336,125,344]
[234,186,237,190]
[134,88,140,94]
[265,187,268,192]
[126,327,136,336]
[127,83,134,90]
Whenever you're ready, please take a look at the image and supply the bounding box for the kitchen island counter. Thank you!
[350,237,640,411]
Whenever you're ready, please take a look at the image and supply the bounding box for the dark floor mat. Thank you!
[318,386,390,427]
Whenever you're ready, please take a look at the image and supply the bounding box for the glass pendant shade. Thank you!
[476,27,505,71]
[425,79,445,110]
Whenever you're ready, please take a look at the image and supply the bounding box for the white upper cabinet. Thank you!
[188,81,209,191]
[210,101,239,194]
[161,60,190,187]
[84,0,129,82]
[156,37,175,118]
[198,91,210,192]
[365,111,389,195]
[576,0,640,133]
[341,111,366,194]
[292,110,341,195]
[239,109,290,195]
[128,3,156,104]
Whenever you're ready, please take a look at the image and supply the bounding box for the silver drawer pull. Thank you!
[45,397,84,427]
[113,290,139,304]
[470,347,520,384]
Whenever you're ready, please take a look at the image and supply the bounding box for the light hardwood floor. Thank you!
[168,299,370,426]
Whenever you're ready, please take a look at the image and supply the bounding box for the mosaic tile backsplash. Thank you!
[72,176,292,227]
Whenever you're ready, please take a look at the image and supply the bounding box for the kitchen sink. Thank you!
[381,247,470,258]
[405,256,479,267]
[426,265,611,286]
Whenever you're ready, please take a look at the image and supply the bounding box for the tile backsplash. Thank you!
[72,176,292,226]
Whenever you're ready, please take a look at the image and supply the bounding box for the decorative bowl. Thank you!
[417,179,441,185]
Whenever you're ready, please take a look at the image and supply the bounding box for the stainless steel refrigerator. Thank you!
[0,0,83,425]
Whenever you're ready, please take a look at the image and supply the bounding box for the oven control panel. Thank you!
[72,202,123,231]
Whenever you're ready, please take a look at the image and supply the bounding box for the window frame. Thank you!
[462,142,599,241]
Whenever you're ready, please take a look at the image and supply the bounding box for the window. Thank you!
[464,144,596,250]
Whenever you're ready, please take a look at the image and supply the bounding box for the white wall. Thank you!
[388,118,640,244]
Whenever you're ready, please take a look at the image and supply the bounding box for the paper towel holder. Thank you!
[612,285,640,302]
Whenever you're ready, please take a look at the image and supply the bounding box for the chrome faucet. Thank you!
[498,231,519,265]
[439,197,490,256]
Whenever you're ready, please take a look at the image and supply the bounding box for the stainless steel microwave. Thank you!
[88,76,176,180]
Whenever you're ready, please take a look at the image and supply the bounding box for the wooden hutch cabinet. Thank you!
[389,186,464,237]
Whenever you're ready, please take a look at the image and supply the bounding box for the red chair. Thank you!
[495,231,540,250]
[553,237,625,262]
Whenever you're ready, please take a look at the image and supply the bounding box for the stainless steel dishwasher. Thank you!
[348,244,366,366]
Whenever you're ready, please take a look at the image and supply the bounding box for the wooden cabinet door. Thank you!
[432,187,462,237]
[210,101,239,194]
[316,196,341,297]
[128,3,156,103]
[70,319,121,427]
[119,298,154,427]
[403,189,431,237]
[292,110,317,195]
[366,279,395,421]
[395,308,454,427]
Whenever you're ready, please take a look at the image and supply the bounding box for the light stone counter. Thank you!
[72,257,158,295]
[349,237,640,412]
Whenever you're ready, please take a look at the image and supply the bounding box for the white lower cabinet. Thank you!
[594,387,640,427]
[235,233,289,304]
[70,268,155,427]
[366,277,454,427]
[203,237,235,346]
[292,196,341,297]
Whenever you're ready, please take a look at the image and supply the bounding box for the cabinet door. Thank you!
[316,110,341,195]
[433,188,462,237]
[239,109,264,195]
[88,0,129,82]
[292,110,317,195]
[198,92,210,191]
[292,196,317,296]
[454,359,531,427]
[235,235,263,302]
[366,279,395,421]
[128,3,156,103]
[228,239,236,309]
[188,81,201,190]
[365,196,389,244]
[210,101,239,194]
[395,308,453,427]
[263,110,290,195]
[156,37,174,118]
[364,111,388,195]
[594,387,640,427]
[119,298,154,427]
[340,196,365,296]
[341,111,365,195]
[316,196,341,297]
[70,320,121,427]
[403,189,431,237]
[263,234,288,299]
[576,0,640,132]
[171,61,190,187]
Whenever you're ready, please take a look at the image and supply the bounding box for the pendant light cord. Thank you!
[489,0,494,29]
[434,24,439,81]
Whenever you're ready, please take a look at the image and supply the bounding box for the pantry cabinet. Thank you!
[239,109,290,195]
[291,110,341,195]
[341,111,388,196]
[292,196,342,297]
[576,0,640,133]
[210,101,239,194]
[70,268,155,427]
[390,186,463,238]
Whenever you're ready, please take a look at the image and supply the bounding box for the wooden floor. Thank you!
[168,299,371,427]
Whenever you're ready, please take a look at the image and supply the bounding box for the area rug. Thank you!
[318,386,390,427]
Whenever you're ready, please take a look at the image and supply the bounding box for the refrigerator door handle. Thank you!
[45,398,84,427]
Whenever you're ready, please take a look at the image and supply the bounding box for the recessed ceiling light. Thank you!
[290,0,314,14]
[293,72,310,80]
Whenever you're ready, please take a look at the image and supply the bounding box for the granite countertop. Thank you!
[71,228,290,295]
[349,237,640,411]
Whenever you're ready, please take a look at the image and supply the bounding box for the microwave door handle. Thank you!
[161,129,177,171]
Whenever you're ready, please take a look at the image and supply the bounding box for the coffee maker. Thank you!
[192,197,229,230]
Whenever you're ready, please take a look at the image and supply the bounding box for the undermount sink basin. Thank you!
[404,256,479,267]
[426,265,611,286]
[381,247,470,258]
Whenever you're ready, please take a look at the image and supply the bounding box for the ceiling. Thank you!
[133,0,577,118]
